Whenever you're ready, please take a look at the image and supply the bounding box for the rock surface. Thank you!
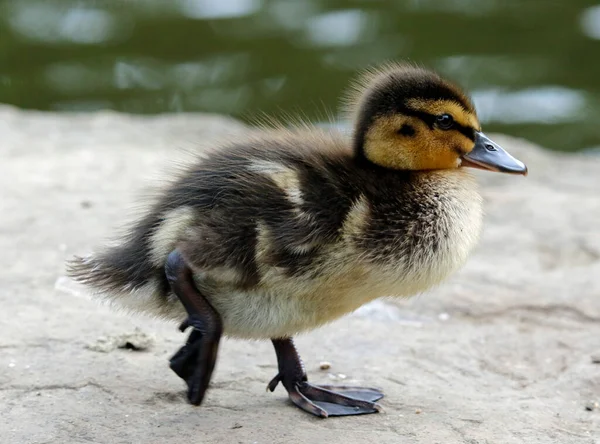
[1,105,599,444]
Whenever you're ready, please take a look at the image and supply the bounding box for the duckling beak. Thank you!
[462,132,528,175]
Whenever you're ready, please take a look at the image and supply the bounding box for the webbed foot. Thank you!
[268,338,384,418]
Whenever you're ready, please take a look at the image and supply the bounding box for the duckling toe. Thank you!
[168,328,203,381]
[296,383,383,417]
[313,385,384,403]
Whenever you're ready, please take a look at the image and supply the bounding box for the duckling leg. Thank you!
[267,338,383,418]
[165,250,223,406]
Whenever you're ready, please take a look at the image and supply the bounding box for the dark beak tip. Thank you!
[506,164,528,176]
[514,160,528,176]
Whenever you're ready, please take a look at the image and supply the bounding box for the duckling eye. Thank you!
[436,114,454,130]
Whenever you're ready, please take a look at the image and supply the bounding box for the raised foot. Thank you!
[165,250,223,407]
[169,315,220,406]
[268,377,384,418]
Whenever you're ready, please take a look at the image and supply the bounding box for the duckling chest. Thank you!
[351,172,483,295]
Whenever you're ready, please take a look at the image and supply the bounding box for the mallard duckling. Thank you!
[68,63,527,418]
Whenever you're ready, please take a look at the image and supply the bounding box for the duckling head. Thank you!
[348,64,527,175]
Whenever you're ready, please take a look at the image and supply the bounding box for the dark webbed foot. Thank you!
[268,378,383,417]
[169,323,201,382]
[268,338,384,418]
[165,251,223,406]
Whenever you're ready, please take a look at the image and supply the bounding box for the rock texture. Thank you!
[1,105,598,444]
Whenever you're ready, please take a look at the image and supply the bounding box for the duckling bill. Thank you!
[68,63,527,418]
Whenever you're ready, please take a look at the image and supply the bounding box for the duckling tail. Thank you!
[66,229,179,319]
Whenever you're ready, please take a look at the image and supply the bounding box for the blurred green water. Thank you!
[1,0,599,151]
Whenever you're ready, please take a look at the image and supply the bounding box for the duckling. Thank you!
[68,63,527,418]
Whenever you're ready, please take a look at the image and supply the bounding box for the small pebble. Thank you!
[585,401,599,411]
[415,408,422,414]
[591,354,600,364]
[319,361,331,370]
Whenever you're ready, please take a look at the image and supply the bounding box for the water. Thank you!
[1,0,599,152]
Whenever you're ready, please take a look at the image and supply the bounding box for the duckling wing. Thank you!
[167,138,362,287]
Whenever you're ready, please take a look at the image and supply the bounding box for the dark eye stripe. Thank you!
[401,107,475,135]
[395,106,476,140]
[399,107,436,128]
[454,123,475,141]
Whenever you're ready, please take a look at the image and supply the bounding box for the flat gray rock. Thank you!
[1,105,598,444]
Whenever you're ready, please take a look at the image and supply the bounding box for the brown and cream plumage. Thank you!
[68,63,527,418]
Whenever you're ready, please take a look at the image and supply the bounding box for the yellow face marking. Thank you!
[363,113,475,171]
[405,98,480,130]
